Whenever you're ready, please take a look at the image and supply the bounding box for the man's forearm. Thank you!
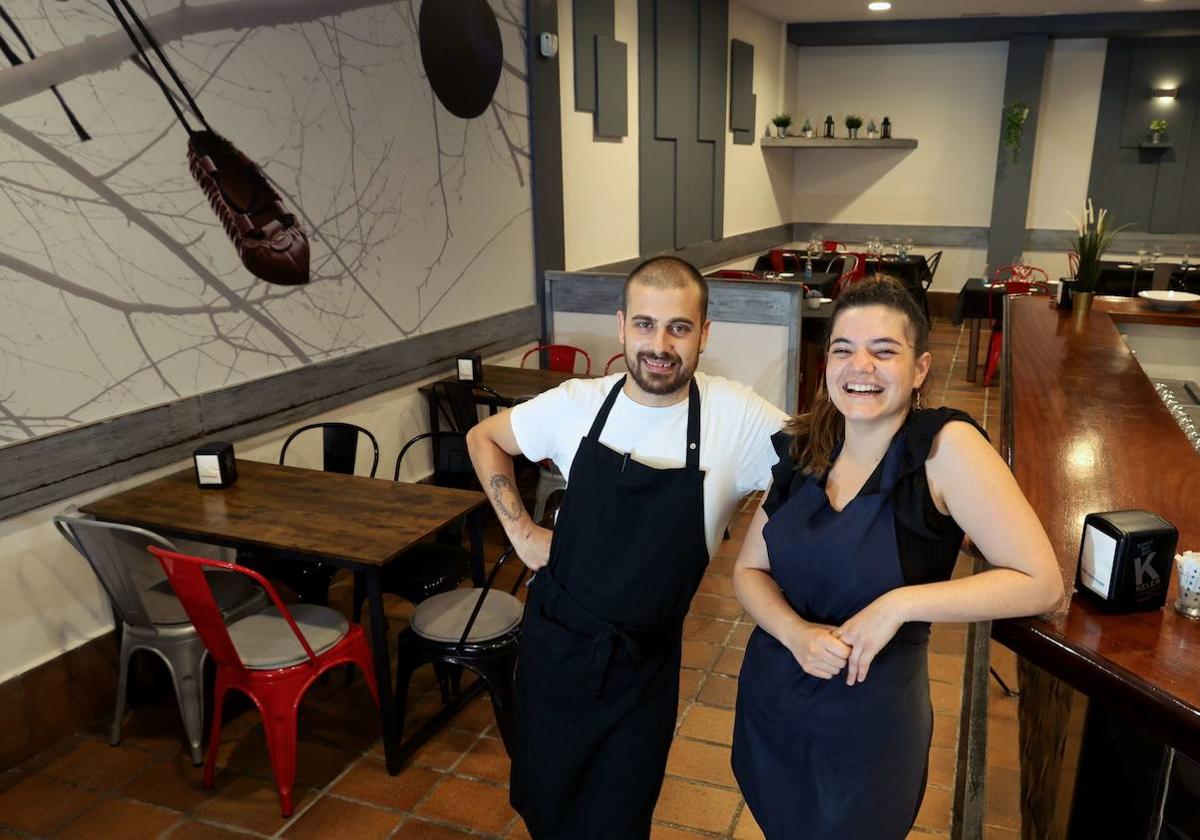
[466,428,538,543]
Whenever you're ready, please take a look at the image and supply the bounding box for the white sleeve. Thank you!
[736,390,790,494]
[508,383,570,465]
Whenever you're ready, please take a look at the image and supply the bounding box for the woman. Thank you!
[731,276,1062,839]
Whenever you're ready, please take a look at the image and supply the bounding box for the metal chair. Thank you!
[150,546,379,817]
[53,513,267,764]
[830,253,867,299]
[920,250,943,323]
[982,266,1051,387]
[603,353,626,375]
[394,547,527,763]
[521,344,591,375]
[241,422,380,606]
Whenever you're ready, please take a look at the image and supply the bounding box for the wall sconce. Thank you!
[1152,87,1179,101]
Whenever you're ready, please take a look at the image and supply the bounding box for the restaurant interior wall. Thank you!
[559,0,790,270]
[789,41,1008,292]
[1024,39,1107,281]
[0,2,537,712]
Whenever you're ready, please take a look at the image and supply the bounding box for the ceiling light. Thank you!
[868,2,892,10]
[1152,87,1179,100]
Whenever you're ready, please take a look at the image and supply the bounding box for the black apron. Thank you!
[511,376,709,840]
[732,432,932,840]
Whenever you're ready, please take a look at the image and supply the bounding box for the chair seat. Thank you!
[228,605,349,668]
[142,569,256,626]
[411,588,524,643]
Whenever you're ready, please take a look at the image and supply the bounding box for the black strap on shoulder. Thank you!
[685,378,701,471]
[586,376,627,441]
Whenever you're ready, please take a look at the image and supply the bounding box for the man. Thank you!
[466,256,786,839]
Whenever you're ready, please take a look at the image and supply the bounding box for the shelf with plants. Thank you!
[760,137,918,149]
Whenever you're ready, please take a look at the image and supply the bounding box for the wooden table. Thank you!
[420,365,579,433]
[996,296,1200,835]
[81,459,488,775]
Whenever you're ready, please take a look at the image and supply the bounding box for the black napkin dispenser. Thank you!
[193,441,237,489]
[456,353,482,384]
[1074,510,1177,612]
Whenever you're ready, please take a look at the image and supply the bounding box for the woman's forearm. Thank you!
[733,566,809,647]
[890,566,1064,624]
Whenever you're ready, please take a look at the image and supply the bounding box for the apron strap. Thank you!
[685,378,701,472]
[586,376,627,441]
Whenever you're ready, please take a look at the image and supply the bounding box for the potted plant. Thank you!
[801,118,814,138]
[1066,198,1131,313]
[866,119,878,139]
[1003,101,1030,164]
[1149,119,1168,144]
[845,114,863,139]
[771,113,792,138]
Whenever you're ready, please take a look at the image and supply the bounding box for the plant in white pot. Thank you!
[844,114,863,139]
[771,113,792,138]
[1149,119,1168,144]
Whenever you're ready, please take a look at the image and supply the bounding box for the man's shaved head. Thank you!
[623,256,709,322]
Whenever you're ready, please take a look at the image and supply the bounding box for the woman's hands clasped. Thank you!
[833,590,906,685]
[784,621,852,680]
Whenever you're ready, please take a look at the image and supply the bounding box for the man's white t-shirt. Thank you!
[509,372,788,557]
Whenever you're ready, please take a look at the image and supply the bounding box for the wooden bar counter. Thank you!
[996,295,1200,838]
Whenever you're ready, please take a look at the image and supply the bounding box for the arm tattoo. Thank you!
[489,474,521,522]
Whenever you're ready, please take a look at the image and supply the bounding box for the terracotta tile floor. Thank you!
[0,317,1022,839]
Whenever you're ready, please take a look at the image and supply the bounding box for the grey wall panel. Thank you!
[730,39,754,132]
[639,0,728,253]
[595,35,628,138]
[1089,37,1200,235]
[589,222,793,274]
[638,0,676,254]
[530,0,565,344]
[986,35,1048,272]
[573,0,614,112]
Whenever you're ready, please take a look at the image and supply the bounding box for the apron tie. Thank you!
[585,627,646,697]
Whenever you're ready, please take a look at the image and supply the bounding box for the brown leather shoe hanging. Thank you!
[107,0,309,287]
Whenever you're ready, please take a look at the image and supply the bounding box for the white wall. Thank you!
[0,344,534,683]
[788,42,1009,291]
[723,2,793,237]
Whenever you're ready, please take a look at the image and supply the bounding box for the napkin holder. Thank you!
[456,353,483,384]
[1075,510,1177,612]
[193,441,237,489]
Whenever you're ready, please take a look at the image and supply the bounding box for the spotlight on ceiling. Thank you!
[868,1,892,10]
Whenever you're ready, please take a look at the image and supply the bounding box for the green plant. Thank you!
[1067,199,1132,294]
[867,119,877,133]
[1150,118,1168,133]
[844,114,863,130]
[772,113,792,128]
[1003,101,1030,164]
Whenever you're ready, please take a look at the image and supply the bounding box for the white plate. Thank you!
[1138,290,1200,311]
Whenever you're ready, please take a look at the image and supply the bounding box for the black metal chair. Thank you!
[349,431,475,625]
[393,547,527,762]
[920,250,943,323]
[240,422,379,605]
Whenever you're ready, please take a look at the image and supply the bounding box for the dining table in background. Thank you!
[81,459,488,775]
[419,365,579,434]
[950,278,1007,382]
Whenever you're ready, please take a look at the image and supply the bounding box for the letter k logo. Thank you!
[1134,551,1159,588]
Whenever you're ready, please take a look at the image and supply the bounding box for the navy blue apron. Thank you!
[732,431,932,840]
[511,377,709,840]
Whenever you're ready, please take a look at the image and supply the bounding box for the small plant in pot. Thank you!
[801,118,814,138]
[1149,119,1168,144]
[866,119,878,139]
[1065,198,1131,313]
[845,114,863,139]
[771,113,792,138]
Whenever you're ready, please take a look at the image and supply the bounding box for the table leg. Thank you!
[467,508,485,586]
[364,569,401,774]
[967,319,981,382]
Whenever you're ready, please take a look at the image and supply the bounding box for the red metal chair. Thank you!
[830,253,868,299]
[982,266,1051,387]
[765,249,804,272]
[603,352,626,374]
[149,546,379,817]
[823,240,847,253]
[520,344,591,375]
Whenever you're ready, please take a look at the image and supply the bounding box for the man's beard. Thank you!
[625,350,695,395]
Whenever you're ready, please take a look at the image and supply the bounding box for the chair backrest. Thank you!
[830,253,867,299]
[454,547,525,649]
[280,422,379,478]
[395,431,474,489]
[520,344,591,375]
[922,251,943,290]
[823,240,847,253]
[603,353,626,375]
[433,380,486,434]
[54,514,178,631]
[149,546,317,672]
[1068,251,1079,277]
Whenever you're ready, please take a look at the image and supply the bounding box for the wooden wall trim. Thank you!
[0,306,540,521]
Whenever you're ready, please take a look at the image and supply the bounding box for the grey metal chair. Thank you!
[54,513,266,764]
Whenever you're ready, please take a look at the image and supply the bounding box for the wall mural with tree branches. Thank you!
[0,0,532,445]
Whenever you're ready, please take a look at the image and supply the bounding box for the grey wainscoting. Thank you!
[0,306,540,521]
